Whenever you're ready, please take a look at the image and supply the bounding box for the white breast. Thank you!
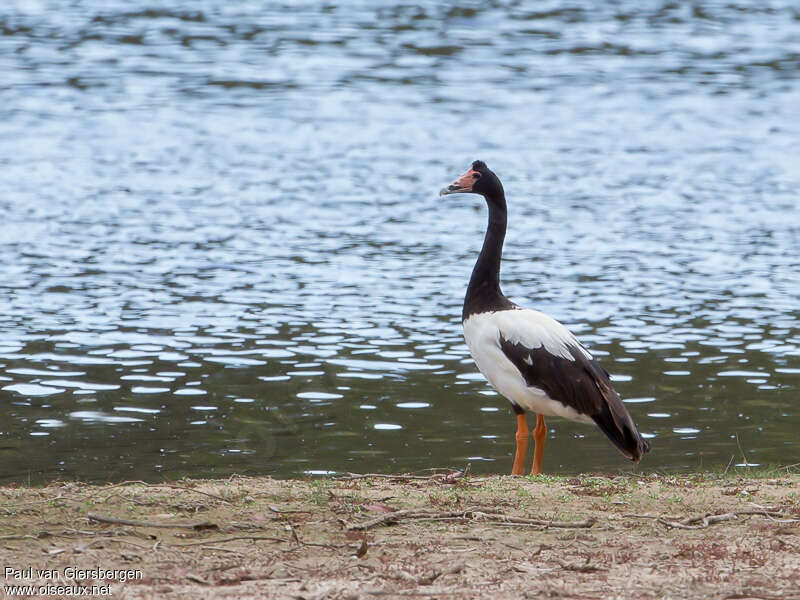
[462,309,593,423]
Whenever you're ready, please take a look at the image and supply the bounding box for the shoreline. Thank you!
[1,471,798,599]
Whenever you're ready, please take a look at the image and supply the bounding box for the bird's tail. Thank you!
[592,395,651,463]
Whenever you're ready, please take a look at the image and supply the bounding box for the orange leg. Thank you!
[531,414,546,475]
[511,412,529,475]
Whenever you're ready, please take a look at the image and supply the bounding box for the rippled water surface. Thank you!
[1,1,799,483]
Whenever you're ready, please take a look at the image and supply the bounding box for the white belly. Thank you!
[463,310,593,424]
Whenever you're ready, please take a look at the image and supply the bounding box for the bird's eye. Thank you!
[472,173,481,179]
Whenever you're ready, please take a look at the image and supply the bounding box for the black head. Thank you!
[439,160,504,199]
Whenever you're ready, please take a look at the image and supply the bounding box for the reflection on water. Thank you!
[1,0,799,483]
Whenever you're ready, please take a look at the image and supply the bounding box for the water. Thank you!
[1,1,799,483]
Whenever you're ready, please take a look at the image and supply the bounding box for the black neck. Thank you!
[462,191,514,320]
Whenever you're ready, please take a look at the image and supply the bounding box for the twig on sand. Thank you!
[626,508,800,530]
[658,513,738,529]
[342,473,447,481]
[341,468,468,483]
[723,454,735,476]
[412,561,466,585]
[478,513,596,528]
[554,557,606,573]
[775,538,800,553]
[724,591,800,600]
[198,546,245,554]
[345,507,595,532]
[373,562,466,588]
[0,494,67,514]
[87,512,219,531]
[172,535,287,547]
[656,510,799,530]
[159,484,231,504]
[346,509,413,530]
[84,480,231,504]
[102,534,286,551]
[105,538,155,550]
[366,591,453,597]
[735,434,750,468]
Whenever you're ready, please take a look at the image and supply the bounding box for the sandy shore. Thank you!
[1,471,799,599]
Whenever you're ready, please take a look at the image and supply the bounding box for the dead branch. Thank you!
[341,473,440,481]
[227,521,271,531]
[185,573,208,585]
[0,494,66,513]
[554,557,606,573]
[104,538,156,550]
[378,561,465,587]
[439,464,470,484]
[82,480,231,504]
[625,509,799,530]
[344,507,502,531]
[724,591,800,600]
[172,535,288,547]
[340,469,465,482]
[420,561,465,584]
[87,512,218,531]
[345,507,594,531]
[623,513,683,521]
[658,513,737,529]
[775,538,800,553]
[723,454,735,476]
[658,510,798,530]
[470,512,596,528]
[160,484,231,503]
[345,509,412,531]
[366,590,455,597]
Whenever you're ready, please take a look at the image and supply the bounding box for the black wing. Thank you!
[499,335,650,462]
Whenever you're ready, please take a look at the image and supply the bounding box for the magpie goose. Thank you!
[440,160,650,474]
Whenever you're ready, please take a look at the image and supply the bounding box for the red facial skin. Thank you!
[442,168,481,194]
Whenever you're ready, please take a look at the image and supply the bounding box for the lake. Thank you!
[0,0,798,483]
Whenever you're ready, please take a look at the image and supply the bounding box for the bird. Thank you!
[440,160,650,475]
